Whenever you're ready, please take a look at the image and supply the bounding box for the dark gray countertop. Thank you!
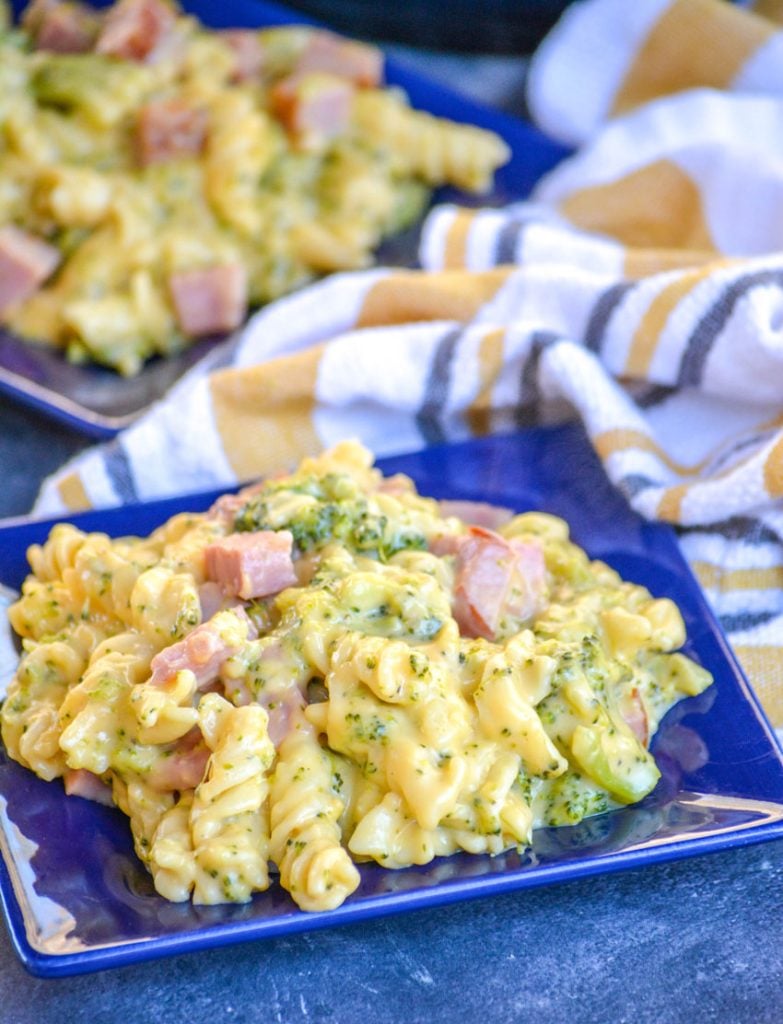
[0,840,782,1024]
[1,47,783,1024]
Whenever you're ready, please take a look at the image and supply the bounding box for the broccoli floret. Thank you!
[234,480,426,560]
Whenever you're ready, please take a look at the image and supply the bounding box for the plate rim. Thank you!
[2,425,783,978]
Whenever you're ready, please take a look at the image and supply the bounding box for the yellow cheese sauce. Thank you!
[1,441,713,910]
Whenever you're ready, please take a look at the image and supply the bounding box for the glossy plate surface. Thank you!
[0,0,568,438]
[1,424,782,977]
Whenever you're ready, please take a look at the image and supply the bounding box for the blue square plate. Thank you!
[1,424,783,977]
[0,0,568,438]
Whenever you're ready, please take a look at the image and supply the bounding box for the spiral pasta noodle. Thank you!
[353,89,512,192]
[269,717,360,911]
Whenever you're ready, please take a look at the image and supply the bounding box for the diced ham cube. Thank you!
[197,581,226,622]
[222,636,306,747]
[618,686,649,746]
[168,264,248,337]
[438,499,514,531]
[450,527,548,639]
[94,0,175,63]
[148,607,254,690]
[64,768,114,806]
[429,532,464,558]
[207,492,248,526]
[206,481,267,526]
[205,530,298,601]
[147,728,210,791]
[270,71,354,146]
[505,536,548,620]
[376,473,415,497]
[135,97,207,166]
[264,686,306,747]
[218,28,265,82]
[26,0,96,53]
[0,225,60,316]
[294,30,383,87]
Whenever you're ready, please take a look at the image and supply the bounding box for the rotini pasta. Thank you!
[0,0,511,375]
[1,440,714,912]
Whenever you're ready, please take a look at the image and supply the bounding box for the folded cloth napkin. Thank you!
[34,0,783,735]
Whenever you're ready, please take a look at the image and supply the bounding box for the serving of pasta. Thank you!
[1,441,714,913]
[0,0,510,375]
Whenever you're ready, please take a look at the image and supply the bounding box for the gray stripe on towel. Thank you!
[415,326,463,446]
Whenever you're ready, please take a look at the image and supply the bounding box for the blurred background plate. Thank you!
[280,0,573,54]
[0,0,569,438]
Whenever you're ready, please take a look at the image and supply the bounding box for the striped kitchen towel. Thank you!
[32,0,783,733]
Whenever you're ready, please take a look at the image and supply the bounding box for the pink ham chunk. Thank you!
[0,226,60,316]
[136,97,207,166]
[294,30,383,87]
[206,492,248,526]
[197,581,226,622]
[226,650,307,748]
[262,686,306,747]
[168,264,248,337]
[218,29,265,82]
[147,728,210,792]
[222,635,307,747]
[270,72,354,145]
[148,607,255,690]
[64,768,114,806]
[376,473,415,498]
[438,499,514,531]
[448,526,548,639]
[618,686,649,746]
[94,0,176,62]
[205,530,298,601]
[206,480,267,526]
[26,0,96,53]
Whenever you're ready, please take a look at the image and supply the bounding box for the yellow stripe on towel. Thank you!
[691,562,783,592]
[656,482,690,522]
[443,209,478,269]
[751,0,783,23]
[732,645,783,728]
[56,471,92,512]
[594,427,697,475]
[210,347,322,481]
[559,160,715,251]
[357,269,512,328]
[762,432,783,497]
[610,0,774,117]
[623,247,718,281]
[624,262,729,378]
[465,327,506,435]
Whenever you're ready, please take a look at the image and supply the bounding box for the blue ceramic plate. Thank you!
[0,0,568,438]
[1,424,783,977]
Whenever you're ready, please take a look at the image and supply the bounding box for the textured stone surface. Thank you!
[0,840,781,1023]
[0,402,88,519]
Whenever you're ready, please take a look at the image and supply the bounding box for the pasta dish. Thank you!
[0,0,509,375]
[1,441,714,912]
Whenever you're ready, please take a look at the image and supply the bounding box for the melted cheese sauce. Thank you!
[1,441,713,909]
